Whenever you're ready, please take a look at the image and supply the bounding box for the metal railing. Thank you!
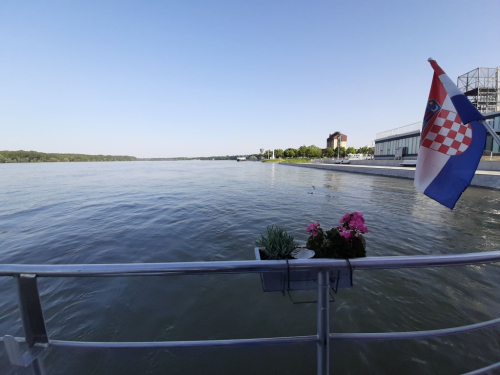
[376,121,422,140]
[2,251,500,375]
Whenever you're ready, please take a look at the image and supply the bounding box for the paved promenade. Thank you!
[280,163,500,190]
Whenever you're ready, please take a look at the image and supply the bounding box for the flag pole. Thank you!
[483,111,500,120]
[481,119,500,147]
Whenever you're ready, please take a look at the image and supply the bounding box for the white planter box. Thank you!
[254,248,353,292]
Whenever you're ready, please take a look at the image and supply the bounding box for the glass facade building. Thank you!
[375,134,421,157]
[375,117,499,159]
[485,117,500,153]
[374,122,421,159]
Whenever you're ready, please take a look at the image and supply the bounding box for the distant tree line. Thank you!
[0,150,137,163]
[139,154,263,161]
[0,146,375,164]
[264,145,374,159]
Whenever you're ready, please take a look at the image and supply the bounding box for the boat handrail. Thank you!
[1,251,500,375]
[1,250,500,276]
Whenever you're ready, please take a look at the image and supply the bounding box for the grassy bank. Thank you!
[262,158,311,163]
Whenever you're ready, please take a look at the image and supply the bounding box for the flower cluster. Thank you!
[305,212,367,258]
[337,212,368,239]
[306,222,320,237]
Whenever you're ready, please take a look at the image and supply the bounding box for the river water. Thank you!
[1,161,499,374]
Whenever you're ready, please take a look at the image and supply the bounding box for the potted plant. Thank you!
[254,226,319,292]
[254,226,301,261]
[305,212,367,259]
[254,213,367,292]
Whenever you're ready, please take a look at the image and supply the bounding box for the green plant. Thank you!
[255,226,299,260]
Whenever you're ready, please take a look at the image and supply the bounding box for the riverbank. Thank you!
[280,162,500,190]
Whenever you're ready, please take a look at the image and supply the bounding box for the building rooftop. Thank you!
[375,122,421,140]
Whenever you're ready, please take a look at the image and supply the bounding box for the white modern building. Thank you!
[374,122,421,159]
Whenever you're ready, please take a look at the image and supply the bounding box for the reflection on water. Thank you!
[322,172,347,203]
[323,171,345,192]
[0,161,499,375]
[270,162,275,188]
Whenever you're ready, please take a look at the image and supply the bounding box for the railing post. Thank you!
[16,274,48,375]
[317,269,330,375]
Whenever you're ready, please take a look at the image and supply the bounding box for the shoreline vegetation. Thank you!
[0,150,262,163]
[1,144,374,164]
[0,150,137,163]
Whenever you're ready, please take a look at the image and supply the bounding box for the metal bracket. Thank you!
[7,274,49,374]
[3,335,47,367]
[286,271,340,304]
[17,274,49,346]
[286,289,336,304]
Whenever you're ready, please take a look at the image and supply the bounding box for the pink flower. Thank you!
[339,230,351,239]
[306,222,320,233]
[339,213,351,224]
[336,212,367,234]
[348,219,358,229]
[307,223,321,240]
[352,212,365,224]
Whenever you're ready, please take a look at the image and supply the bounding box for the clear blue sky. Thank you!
[1,0,499,158]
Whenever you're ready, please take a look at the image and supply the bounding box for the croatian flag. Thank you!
[414,59,486,209]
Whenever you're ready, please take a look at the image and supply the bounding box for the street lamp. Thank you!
[337,135,341,160]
